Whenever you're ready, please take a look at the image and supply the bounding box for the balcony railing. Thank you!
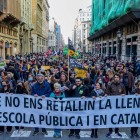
[20,16,26,26]
[29,23,34,31]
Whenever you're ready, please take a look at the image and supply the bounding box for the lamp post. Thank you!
[117,29,121,61]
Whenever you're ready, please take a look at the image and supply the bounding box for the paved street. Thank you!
[0,127,139,140]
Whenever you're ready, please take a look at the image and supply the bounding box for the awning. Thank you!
[88,9,140,41]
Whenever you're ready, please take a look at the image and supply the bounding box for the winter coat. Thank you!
[85,84,93,95]
[15,63,20,72]
[14,87,28,94]
[93,75,104,84]
[24,81,36,95]
[106,81,126,96]
[69,84,90,97]
[50,92,65,98]
[31,81,51,97]
[91,89,104,97]
[123,72,134,88]
[51,74,71,97]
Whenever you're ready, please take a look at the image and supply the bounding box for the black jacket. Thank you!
[85,84,93,95]
[0,88,13,93]
[69,85,90,97]
[69,77,75,85]
[14,87,28,94]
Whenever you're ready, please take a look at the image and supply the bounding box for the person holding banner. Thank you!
[50,83,65,138]
[31,74,51,136]
[0,79,13,134]
[105,73,126,137]
[51,72,70,97]
[130,82,140,138]
[14,81,28,135]
[68,77,90,139]
[91,82,105,138]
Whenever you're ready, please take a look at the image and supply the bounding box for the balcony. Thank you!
[37,0,43,11]
[29,23,34,31]
[0,13,20,27]
[19,32,24,37]
[20,17,26,26]
[46,15,49,21]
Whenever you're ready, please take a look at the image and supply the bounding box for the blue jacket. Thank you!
[93,75,104,84]
[50,92,65,98]
[31,81,51,97]
[0,76,2,89]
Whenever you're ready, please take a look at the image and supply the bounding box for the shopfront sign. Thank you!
[133,42,137,45]
[5,43,9,48]
[127,42,131,45]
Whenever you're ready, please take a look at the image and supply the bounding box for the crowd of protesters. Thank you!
[0,52,140,139]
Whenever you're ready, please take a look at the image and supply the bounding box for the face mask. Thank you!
[2,85,6,88]
[17,85,22,89]
[28,78,33,82]
[99,81,102,84]
[47,73,50,76]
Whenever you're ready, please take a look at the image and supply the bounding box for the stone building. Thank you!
[32,0,50,53]
[88,0,140,61]
[19,0,34,55]
[0,0,21,60]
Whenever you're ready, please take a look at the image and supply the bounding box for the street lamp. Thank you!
[117,29,121,61]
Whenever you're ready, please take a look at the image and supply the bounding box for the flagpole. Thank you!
[68,37,69,81]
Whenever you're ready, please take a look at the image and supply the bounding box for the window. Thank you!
[83,18,84,21]
[83,13,84,16]
[87,14,89,16]
[80,14,82,16]
[87,18,89,20]
[89,9,90,11]
[4,0,6,9]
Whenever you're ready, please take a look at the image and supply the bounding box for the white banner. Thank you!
[0,94,140,129]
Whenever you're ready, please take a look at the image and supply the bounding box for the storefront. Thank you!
[14,43,17,55]
[5,42,9,58]
[113,41,117,55]
[9,44,12,56]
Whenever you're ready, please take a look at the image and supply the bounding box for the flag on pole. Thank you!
[68,38,76,56]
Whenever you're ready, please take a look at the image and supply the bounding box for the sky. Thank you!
[48,0,92,44]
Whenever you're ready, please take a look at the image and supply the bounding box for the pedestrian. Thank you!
[105,73,126,137]
[50,83,65,138]
[68,77,90,139]
[0,79,13,134]
[14,81,28,135]
[123,69,134,95]
[24,73,36,95]
[31,74,51,136]
[91,82,105,138]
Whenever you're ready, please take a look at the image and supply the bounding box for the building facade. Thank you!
[73,6,92,51]
[56,23,61,49]
[88,0,140,61]
[0,0,21,60]
[32,0,49,53]
[48,30,56,48]
[19,0,34,55]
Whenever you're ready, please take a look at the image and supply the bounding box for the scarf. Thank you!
[55,91,60,96]
[94,88,103,97]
